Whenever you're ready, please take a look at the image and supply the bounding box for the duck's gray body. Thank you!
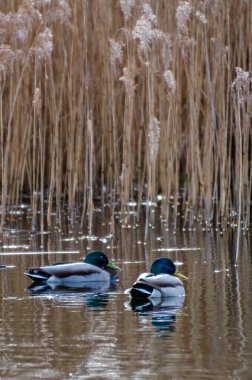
[129,272,185,299]
[25,251,121,285]
[25,262,112,284]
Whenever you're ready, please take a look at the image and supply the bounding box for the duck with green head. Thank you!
[127,257,187,299]
[25,251,122,285]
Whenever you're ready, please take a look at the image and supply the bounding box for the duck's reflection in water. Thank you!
[126,296,185,333]
[27,281,118,309]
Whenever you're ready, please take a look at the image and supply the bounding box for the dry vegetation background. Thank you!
[0,0,251,231]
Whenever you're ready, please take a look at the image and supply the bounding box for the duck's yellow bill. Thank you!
[174,270,188,280]
[106,262,122,271]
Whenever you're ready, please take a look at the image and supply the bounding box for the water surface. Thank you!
[0,209,252,379]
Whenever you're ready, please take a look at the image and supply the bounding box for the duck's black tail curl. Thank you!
[24,269,50,283]
[130,282,155,299]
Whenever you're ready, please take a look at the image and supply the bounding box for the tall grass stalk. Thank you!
[0,0,250,237]
[232,67,250,262]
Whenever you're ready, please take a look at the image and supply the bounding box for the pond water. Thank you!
[0,206,252,379]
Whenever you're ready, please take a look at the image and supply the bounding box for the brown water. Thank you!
[0,207,252,379]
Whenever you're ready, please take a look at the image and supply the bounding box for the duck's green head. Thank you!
[151,258,187,280]
[84,251,121,272]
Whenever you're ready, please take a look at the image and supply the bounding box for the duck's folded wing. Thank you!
[134,272,152,283]
[27,263,102,278]
[139,274,183,288]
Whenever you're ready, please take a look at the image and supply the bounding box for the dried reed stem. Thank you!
[0,0,250,237]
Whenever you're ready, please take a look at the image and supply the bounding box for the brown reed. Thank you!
[0,0,251,236]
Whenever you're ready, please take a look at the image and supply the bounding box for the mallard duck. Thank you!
[127,257,187,299]
[25,251,121,285]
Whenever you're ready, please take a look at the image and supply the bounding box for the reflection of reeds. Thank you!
[0,1,251,233]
